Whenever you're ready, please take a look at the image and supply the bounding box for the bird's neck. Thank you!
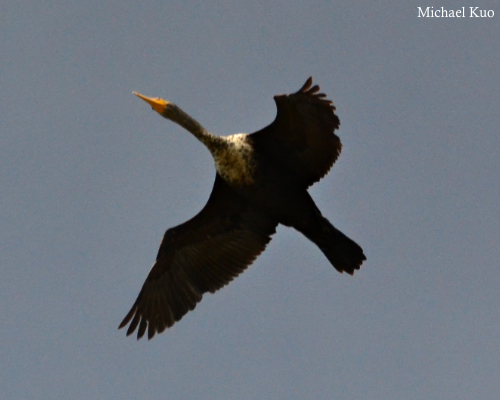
[163,103,227,152]
[162,103,256,186]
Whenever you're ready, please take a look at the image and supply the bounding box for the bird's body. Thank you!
[120,78,366,339]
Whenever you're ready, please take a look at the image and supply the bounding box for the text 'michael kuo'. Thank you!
[417,7,495,18]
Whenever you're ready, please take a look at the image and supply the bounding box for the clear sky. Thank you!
[1,1,499,399]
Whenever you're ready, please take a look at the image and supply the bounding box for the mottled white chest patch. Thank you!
[214,133,255,186]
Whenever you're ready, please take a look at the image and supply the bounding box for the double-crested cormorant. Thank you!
[119,78,366,339]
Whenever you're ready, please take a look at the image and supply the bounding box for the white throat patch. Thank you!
[214,133,255,185]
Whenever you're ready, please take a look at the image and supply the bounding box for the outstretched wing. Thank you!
[119,174,277,340]
[250,77,342,188]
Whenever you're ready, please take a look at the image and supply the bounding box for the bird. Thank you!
[119,77,366,340]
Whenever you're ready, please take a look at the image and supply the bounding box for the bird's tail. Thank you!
[301,217,366,275]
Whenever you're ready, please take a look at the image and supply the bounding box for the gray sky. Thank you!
[1,1,499,399]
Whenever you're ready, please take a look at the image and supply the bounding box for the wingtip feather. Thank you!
[299,77,313,92]
[118,306,136,330]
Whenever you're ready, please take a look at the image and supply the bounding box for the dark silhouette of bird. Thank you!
[119,77,366,340]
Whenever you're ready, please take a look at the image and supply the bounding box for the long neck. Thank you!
[162,102,227,152]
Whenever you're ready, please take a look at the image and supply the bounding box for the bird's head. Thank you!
[133,92,174,116]
[133,91,208,140]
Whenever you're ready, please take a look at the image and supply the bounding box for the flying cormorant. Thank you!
[119,78,366,340]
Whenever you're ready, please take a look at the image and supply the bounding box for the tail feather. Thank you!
[303,217,366,274]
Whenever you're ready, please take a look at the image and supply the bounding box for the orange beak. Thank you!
[133,92,168,115]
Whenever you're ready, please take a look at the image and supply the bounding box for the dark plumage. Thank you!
[119,78,366,340]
